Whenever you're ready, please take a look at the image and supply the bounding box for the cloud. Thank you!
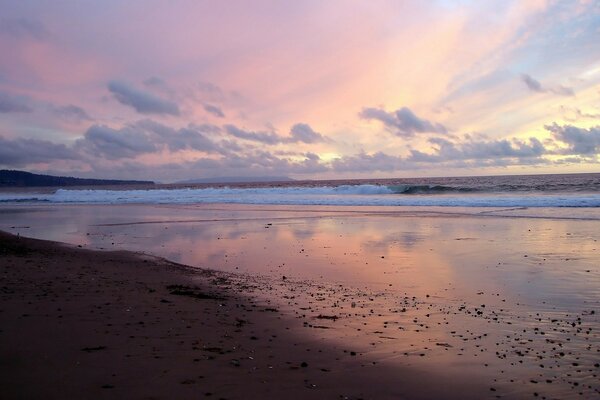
[359,106,447,137]
[76,124,158,159]
[552,85,575,96]
[186,150,328,177]
[0,136,78,167]
[107,81,180,115]
[224,124,282,144]
[546,123,600,155]
[224,123,327,145]
[521,74,574,96]
[332,151,404,172]
[0,92,32,113]
[171,128,220,152]
[560,106,600,122]
[290,123,325,143]
[408,136,546,162]
[0,18,48,40]
[52,105,92,121]
[203,104,225,118]
[521,74,543,92]
[460,137,546,159]
[76,120,224,159]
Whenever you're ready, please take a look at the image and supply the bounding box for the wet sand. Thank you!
[1,231,496,400]
[1,204,599,399]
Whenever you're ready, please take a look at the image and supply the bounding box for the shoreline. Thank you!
[1,230,495,399]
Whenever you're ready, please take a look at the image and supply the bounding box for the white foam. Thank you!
[1,185,600,207]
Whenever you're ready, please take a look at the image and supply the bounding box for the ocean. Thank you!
[1,173,599,208]
[2,173,598,399]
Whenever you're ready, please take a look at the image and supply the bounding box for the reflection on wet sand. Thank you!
[1,203,599,398]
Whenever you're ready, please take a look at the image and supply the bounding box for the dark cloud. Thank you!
[224,123,327,145]
[166,127,220,153]
[409,136,546,162]
[332,151,404,172]
[107,81,180,115]
[224,124,282,144]
[290,123,325,143]
[187,150,328,177]
[521,74,544,92]
[188,123,222,135]
[305,152,320,161]
[123,119,223,153]
[460,137,545,159]
[546,123,600,155]
[52,105,92,121]
[219,139,244,152]
[552,85,575,97]
[76,124,158,159]
[359,106,447,137]
[521,74,574,96]
[82,119,223,157]
[203,104,225,118]
[0,136,78,167]
[0,92,32,113]
[0,18,48,40]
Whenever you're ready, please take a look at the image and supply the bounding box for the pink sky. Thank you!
[1,0,599,181]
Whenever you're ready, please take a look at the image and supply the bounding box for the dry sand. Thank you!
[0,230,500,400]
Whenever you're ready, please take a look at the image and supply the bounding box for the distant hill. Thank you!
[177,176,294,184]
[0,170,154,187]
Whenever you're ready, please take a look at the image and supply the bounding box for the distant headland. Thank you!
[0,170,154,187]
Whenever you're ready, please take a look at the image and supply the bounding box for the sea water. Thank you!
[1,173,600,208]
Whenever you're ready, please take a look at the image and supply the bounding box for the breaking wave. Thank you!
[0,184,599,207]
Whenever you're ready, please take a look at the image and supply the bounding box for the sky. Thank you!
[0,0,599,182]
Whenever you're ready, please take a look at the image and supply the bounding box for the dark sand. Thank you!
[1,230,497,400]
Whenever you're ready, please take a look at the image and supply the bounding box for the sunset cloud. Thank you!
[332,151,404,173]
[224,125,281,145]
[76,124,158,159]
[203,104,225,118]
[51,104,92,121]
[107,81,180,116]
[289,123,326,144]
[521,74,575,96]
[409,136,546,162]
[359,107,447,137]
[225,123,327,145]
[0,136,78,166]
[0,92,32,113]
[546,123,600,155]
[76,120,224,159]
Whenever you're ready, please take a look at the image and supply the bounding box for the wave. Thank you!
[0,185,599,207]
[0,197,49,203]
[386,184,477,194]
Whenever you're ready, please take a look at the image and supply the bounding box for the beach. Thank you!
[1,203,599,399]
[1,229,492,400]
[2,0,599,396]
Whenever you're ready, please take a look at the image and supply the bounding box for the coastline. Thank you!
[1,230,492,400]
